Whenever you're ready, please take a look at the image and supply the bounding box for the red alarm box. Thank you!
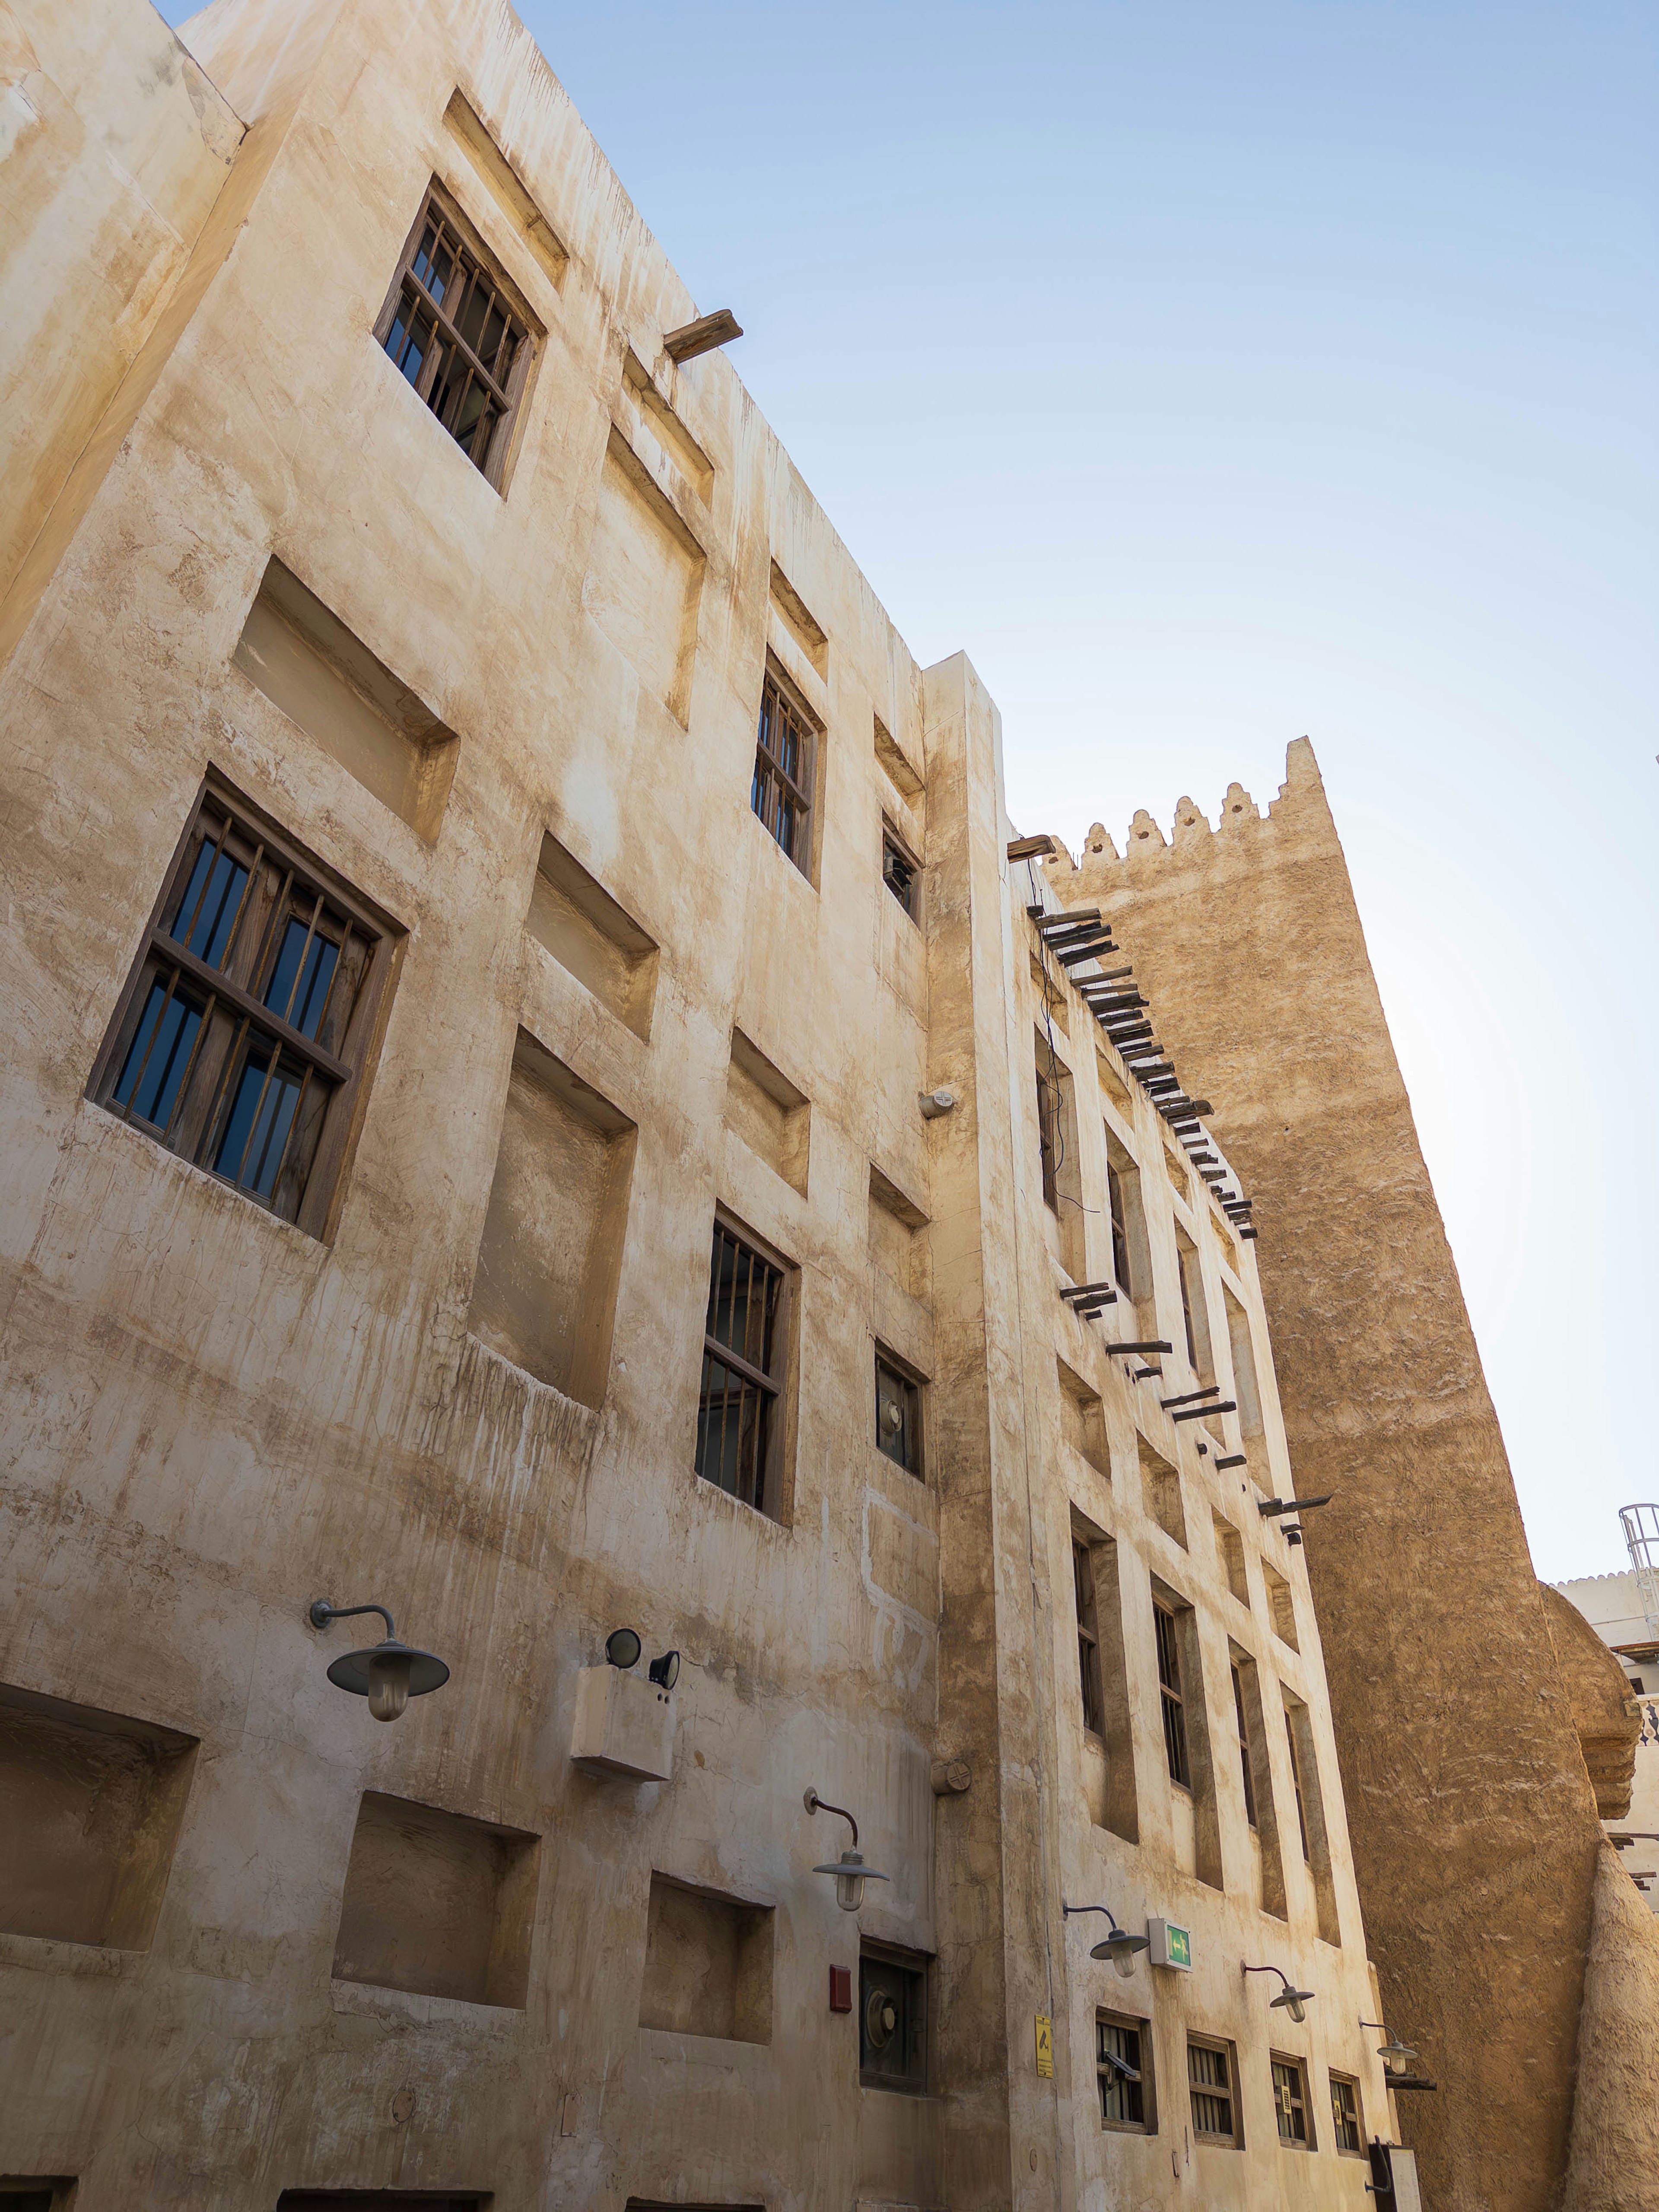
[829,1965,853,2013]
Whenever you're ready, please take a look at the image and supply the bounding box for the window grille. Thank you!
[1074,1540,1104,1736]
[1096,2015,1146,2128]
[1272,2056,1310,2145]
[1285,1709,1312,1860]
[752,671,815,874]
[1231,1662,1257,1827]
[1329,2072,1363,2153]
[696,1221,785,1512]
[1154,1603,1189,1786]
[1187,2040,1235,2142]
[378,184,530,483]
[90,781,392,1236]
[1036,1068,1061,1211]
[1177,1245,1200,1370]
[1107,1158,1132,1290]
[875,1351,924,1478]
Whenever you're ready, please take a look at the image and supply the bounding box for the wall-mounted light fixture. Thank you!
[806,1787,890,1912]
[648,1649,681,1690]
[605,1627,679,1689]
[1243,1963,1315,2023]
[1361,2021,1420,2074]
[919,1087,958,1119]
[307,1600,449,1723]
[1063,1901,1151,1979]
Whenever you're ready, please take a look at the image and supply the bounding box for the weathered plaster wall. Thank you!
[1542,1583,1642,1822]
[1562,1842,1659,2212]
[0,0,241,605]
[1046,742,1615,2212]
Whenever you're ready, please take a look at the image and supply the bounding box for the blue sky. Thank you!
[172,1,1657,1580]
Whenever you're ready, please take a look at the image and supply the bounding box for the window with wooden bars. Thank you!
[1036,1066,1061,1211]
[1329,2071,1363,2154]
[1107,1157,1132,1291]
[752,669,816,875]
[1096,2013,1149,2130]
[89,780,396,1237]
[1187,2039,1237,2145]
[695,1219,788,1513]
[1073,1539,1104,1736]
[377,182,533,486]
[1285,1706,1312,1861]
[881,822,919,921]
[1272,2056,1311,2146]
[1154,1602,1190,1786]
[1231,1662,1258,1827]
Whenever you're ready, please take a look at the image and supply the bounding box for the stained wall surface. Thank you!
[1046,746,1616,2212]
[0,0,1393,2205]
[1558,1570,1659,1917]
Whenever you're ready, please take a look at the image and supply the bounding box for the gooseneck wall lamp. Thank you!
[806,1788,890,1912]
[1361,2021,1420,2074]
[308,1599,450,1723]
[1063,1901,1151,1979]
[1243,1962,1316,2024]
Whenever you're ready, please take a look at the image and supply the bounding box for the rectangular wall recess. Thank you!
[725,1029,810,1196]
[869,1163,928,1296]
[445,87,568,286]
[232,558,458,842]
[331,1791,539,2007]
[583,429,704,725]
[639,1872,774,2044]
[1057,1357,1109,1475]
[468,1031,637,1403]
[0,1683,197,1949]
[767,559,827,678]
[527,833,659,1039]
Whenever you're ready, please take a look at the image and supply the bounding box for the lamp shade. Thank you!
[1090,1928,1151,1979]
[326,1636,449,1723]
[813,1848,890,1913]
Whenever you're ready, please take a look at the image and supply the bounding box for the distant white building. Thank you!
[1554,1566,1659,1913]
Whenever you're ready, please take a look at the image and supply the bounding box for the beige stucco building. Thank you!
[1556,1563,1659,1914]
[0,1,1421,2207]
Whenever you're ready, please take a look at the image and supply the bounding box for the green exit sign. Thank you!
[1147,1917,1192,1970]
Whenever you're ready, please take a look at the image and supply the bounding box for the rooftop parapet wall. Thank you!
[1042,738,1616,2212]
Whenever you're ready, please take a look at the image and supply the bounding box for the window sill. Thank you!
[859,2075,930,2098]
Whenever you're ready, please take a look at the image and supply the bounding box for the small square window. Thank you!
[1097,2012,1151,2131]
[881,824,919,921]
[375,181,534,487]
[1187,2037,1239,2146]
[859,1945,927,2091]
[1272,2055,1313,2147]
[874,1349,924,1479]
[1329,2070,1364,2154]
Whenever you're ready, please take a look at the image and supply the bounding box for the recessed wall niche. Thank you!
[0,1681,197,1949]
[638,1872,774,2044]
[468,1030,637,1405]
[232,557,459,842]
[583,428,704,725]
[331,1791,539,2007]
[526,833,659,1040]
[725,1029,809,1197]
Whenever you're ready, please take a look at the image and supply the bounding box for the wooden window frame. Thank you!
[1154,1600,1190,1787]
[874,1344,925,1481]
[880,816,921,923]
[1186,2036,1240,2147]
[87,775,398,1242]
[1036,1064,1061,1211]
[858,1940,928,2094]
[1107,1157,1132,1292]
[1271,2053,1314,2148]
[1328,2069,1365,2155]
[374,178,537,490]
[1096,2009,1153,2133]
[752,664,818,879]
[1285,1705,1312,1861]
[1231,1661,1258,1828]
[694,1211,794,1517]
[1073,1537,1105,1737]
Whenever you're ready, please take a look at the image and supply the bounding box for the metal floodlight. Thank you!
[1244,1962,1315,2024]
[806,1787,891,1912]
[648,1649,681,1691]
[307,1600,449,1724]
[1064,1901,1150,1980]
[605,1627,643,1669]
[1361,2021,1419,2074]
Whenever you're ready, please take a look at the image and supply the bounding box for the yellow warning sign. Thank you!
[1035,2014,1054,2077]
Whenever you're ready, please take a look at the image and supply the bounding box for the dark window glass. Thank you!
[378,186,530,485]
[1074,1539,1104,1735]
[752,671,815,874]
[1155,1603,1189,1786]
[1097,2015,1145,2127]
[875,1353,923,1478]
[1273,2057,1309,2145]
[1330,2072,1362,2152]
[696,1222,785,1513]
[1232,1662,1257,1827]
[1188,2040,1235,2142]
[860,1948,926,2091]
[882,830,918,919]
[90,783,391,1237]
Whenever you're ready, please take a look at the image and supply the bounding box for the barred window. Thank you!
[1187,2039,1236,2144]
[1154,1602,1190,1786]
[1272,2056,1311,2146]
[695,1220,788,1513]
[1074,1539,1104,1736]
[1097,2014,1147,2130]
[881,823,919,920]
[1329,2071,1363,2154]
[752,670,815,875]
[1285,1707,1312,1860]
[377,182,532,486]
[89,780,395,1237]
[1036,1066,1061,1210]
[1232,1662,1257,1827]
[1107,1157,1132,1290]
